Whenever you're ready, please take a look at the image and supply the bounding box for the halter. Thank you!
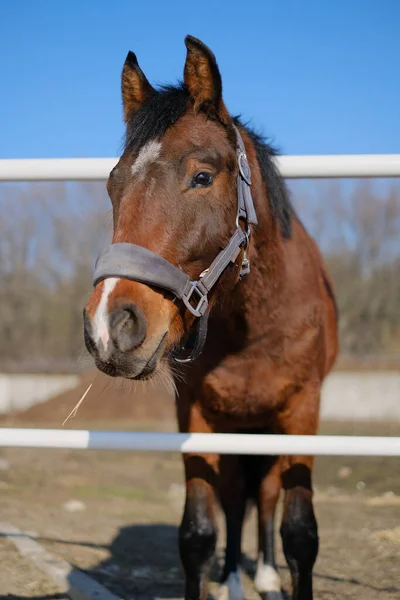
[93,126,257,363]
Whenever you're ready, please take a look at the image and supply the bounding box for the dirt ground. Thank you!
[0,414,399,600]
[11,370,174,424]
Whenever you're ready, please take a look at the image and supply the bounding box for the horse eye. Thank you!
[193,172,214,187]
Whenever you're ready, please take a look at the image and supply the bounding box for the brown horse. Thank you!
[84,36,338,600]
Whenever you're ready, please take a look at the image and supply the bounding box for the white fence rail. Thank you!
[0,430,399,456]
[1,154,400,181]
[0,154,399,457]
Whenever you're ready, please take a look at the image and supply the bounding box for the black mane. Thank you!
[125,84,293,238]
[240,122,293,238]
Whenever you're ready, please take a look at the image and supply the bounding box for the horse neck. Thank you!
[244,217,286,329]
[238,135,286,310]
[224,133,288,338]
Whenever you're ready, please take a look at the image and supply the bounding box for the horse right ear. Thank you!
[183,35,229,123]
[121,51,155,122]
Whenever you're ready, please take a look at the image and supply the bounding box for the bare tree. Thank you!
[0,178,399,370]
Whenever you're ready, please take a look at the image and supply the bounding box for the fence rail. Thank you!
[1,154,400,181]
[0,429,399,456]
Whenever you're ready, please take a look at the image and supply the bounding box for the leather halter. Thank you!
[93,126,257,362]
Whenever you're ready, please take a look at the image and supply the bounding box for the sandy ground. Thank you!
[0,419,398,599]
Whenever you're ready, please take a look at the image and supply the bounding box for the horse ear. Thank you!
[121,51,155,122]
[183,36,229,121]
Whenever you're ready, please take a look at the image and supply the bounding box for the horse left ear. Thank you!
[184,35,229,122]
[121,51,155,122]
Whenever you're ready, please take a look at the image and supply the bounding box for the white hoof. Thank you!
[218,571,245,600]
[254,563,281,593]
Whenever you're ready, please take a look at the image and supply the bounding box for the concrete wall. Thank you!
[0,374,79,414]
[0,371,399,420]
[321,371,400,421]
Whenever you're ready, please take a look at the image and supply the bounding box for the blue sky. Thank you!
[1,0,399,159]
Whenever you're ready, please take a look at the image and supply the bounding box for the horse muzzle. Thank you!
[83,304,167,380]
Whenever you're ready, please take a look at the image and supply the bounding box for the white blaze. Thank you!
[93,278,119,351]
[131,140,162,179]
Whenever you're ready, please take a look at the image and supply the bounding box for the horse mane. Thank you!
[125,84,293,238]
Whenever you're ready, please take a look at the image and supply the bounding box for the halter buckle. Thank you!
[182,281,209,318]
[240,250,251,279]
[238,151,252,185]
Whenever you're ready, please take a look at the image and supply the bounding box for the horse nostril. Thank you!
[110,304,147,353]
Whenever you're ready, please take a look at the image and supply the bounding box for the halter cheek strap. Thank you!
[92,126,257,362]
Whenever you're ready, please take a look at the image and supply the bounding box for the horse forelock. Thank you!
[124,84,191,154]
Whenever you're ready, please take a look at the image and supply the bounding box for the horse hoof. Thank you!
[255,565,282,599]
[260,592,285,600]
[218,572,245,600]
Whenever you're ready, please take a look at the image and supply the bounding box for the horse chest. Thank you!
[200,365,290,425]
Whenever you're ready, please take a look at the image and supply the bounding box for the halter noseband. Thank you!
[93,126,257,363]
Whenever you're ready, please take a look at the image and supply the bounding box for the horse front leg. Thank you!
[255,456,284,600]
[279,383,320,600]
[179,464,218,600]
[280,460,318,600]
[218,454,247,600]
[178,401,219,600]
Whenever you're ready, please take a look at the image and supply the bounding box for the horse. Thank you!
[83,35,338,600]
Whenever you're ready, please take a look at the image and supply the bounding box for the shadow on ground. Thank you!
[0,596,66,600]
[77,524,183,599]
[21,523,399,600]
